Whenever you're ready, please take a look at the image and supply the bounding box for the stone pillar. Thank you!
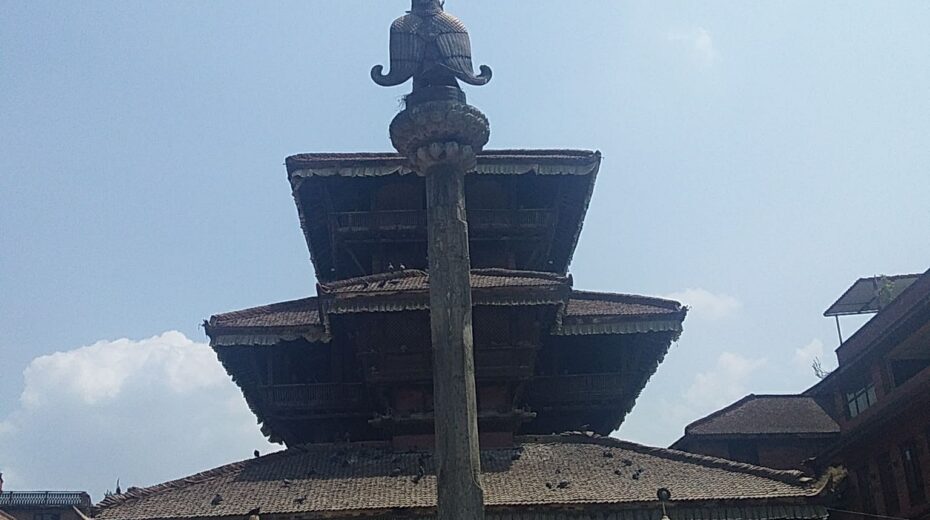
[390,100,490,520]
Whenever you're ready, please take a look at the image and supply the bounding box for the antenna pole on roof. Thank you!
[834,315,844,346]
[372,2,491,519]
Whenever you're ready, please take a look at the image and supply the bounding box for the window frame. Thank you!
[846,382,877,418]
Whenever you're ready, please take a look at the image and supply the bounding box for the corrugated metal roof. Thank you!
[0,492,91,509]
[824,274,921,317]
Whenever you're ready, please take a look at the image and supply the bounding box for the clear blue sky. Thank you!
[1,1,928,499]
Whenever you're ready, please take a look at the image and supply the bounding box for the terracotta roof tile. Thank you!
[207,286,685,337]
[565,292,684,318]
[208,298,321,330]
[320,269,568,295]
[95,435,823,520]
[684,395,840,436]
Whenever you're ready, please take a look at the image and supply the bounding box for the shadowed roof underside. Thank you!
[285,149,602,282]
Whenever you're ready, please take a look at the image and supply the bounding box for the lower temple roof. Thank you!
[94,435,830,520]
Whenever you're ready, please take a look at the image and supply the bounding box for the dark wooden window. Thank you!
[878,452,901,515]
[855,465,877,514]
[901,441,927,505]
[846,382,877,418]
[374,181,424,210]
[891,358,930,387]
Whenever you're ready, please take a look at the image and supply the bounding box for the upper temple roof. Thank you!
[94,435,828,520]
[285,149,601,176]
[284,149,601,283]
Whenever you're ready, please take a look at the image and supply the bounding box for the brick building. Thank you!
[674,269,930,520]
[670,395,840,471]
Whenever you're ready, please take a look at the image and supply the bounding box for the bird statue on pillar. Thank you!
[372,0,492,105]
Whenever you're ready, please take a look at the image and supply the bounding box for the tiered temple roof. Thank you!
[94,141,839,519]
[200,150,689,447]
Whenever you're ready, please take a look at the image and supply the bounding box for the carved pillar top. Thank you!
[371,1,492,107]
[371,2,492,169]
[389,100,490,171]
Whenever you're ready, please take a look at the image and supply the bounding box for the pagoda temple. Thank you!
[95,3,837,520]
[203,149,687,449]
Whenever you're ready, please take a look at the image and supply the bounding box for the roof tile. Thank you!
[685,395,840,436]
[95,436,822,520]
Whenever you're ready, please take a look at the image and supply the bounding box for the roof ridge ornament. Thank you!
[371,0,492,106]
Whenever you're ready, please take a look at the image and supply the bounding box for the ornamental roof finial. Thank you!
[371,1,492,105]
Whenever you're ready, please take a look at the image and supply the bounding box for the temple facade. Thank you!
[92,149,838,519]
[94,3,838,519]
[203,150,687,449]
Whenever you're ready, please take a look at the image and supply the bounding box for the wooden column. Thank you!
[389,99,491,520]
[424,157,484,520]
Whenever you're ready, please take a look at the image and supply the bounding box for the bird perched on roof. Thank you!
[253,449,260,458]
[211,494,223,506]
[411,463,426,484]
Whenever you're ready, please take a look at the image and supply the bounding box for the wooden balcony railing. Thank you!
[258,383,365,411]
[358,345,537,383]
[332,209,555,234]
[333,210,426,232]
[527,373,625,404]
[468,209,555,229]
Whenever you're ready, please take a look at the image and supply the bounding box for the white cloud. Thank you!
[0,332,274,500]
[20,331,226,408]
[666,27,720,67]
[684,352,767,410]
[663,288,741,320]
[793,338,824,369]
